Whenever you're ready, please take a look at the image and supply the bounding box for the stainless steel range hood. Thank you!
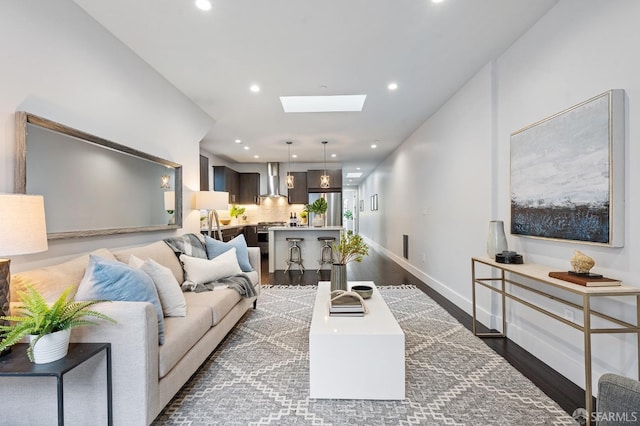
[260,162,285,198]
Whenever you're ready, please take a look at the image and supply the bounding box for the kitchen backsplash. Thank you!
[216,197,307,224]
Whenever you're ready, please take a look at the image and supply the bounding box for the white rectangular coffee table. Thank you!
[309,281,405,400]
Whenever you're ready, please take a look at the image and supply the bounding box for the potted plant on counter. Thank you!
[0,284,115,363]
[330,230,369,291]
[306,198,328,227]
[229,205,246,224]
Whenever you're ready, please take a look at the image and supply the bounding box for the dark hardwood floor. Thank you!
[261,248,588,416]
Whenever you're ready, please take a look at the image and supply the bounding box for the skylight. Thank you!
[280,95,367,113]
[346,172,363,178]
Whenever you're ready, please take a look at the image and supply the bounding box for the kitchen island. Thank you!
[268,226,344,272]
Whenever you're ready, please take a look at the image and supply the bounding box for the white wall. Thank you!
[360,0,640,394]
[0,1,213,270]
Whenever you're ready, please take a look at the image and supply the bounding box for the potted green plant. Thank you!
[229,205,246,223]
[306,198,328,227]
[0,284,115,363]
[331,230,369,291]
[298,210,308,225]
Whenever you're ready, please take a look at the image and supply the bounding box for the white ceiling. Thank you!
[73,0,558,185]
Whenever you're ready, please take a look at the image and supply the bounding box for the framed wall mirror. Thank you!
[15,112,182,239]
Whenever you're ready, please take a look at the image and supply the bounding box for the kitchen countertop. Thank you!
[269,226,345,231]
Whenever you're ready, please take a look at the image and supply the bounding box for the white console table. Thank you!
[471,257,640,425]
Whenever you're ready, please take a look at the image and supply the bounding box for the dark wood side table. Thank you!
[0,342,112,426]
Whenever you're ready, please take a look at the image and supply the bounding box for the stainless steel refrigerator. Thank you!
[308,192,342,227]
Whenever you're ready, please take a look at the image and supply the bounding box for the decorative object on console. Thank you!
[320,140,330,189]
[510,90,625,247]
[486,220,508,258]
[0,193,48,357]
[0,284,115,363]
[195,191,229,240]
[164,191,175,225]
[495,251,523,264]
[570,250,595,274]
[330,230,369,291]
[286,141,295,189]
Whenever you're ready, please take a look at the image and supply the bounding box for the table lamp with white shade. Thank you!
[0,194,48,356]
[194,191,229,240]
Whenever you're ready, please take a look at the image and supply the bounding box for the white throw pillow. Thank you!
[179,247,242,284]
[129,255,187,317]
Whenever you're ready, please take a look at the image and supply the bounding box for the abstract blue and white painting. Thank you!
[510,91,624,246]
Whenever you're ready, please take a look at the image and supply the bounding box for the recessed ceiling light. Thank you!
[243,146,250,150]
[195,0,212,11]
[253,155,259,158]
[280,95,366,113]
[250,84,260,93]
[388,82,398,90]
[347,172,363,178]
[357,167,361,170]
[234,139,242,144]
[371,144,377,149]
[432,0,445,3]
[331,154,337,158]
[292,154,298,158]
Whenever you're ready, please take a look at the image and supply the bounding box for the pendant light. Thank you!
[286,141,294,189]
[320,140,330,188]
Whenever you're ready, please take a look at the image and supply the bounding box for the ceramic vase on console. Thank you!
[330,263,348,292]
[486,220,508,258]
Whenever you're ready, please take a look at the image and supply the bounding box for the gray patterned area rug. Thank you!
[153,286,576,425]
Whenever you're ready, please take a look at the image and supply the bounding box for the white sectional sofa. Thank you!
[1,237,260,425]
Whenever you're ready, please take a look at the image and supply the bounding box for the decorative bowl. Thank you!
[219,219,231,225]
[351,285,373,299]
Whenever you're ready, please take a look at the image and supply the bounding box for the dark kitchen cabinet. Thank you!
[199,155,209,191]
[288,172,308,204]
[213,166,240,203]
[243,225,258,246]
[307,169,342,192]
[239,173,260,204]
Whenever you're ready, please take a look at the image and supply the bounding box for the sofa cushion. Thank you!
[10,248,116,304]
[183,289,242,326]
[180,248,242,285]
[113,240,184,284]
[159,305,211,378]
[129,255,187,317]
[204,234,253,272]
[75,255,166,345]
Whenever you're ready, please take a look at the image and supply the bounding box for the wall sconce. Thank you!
[160,175,171,189]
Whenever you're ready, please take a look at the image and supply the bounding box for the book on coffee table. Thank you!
[548,271,621,287]
[329,292,365,314]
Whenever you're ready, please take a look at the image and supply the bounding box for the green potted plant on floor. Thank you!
[306,198,328,227]
[0,284,115,363]
[331,230,369,291]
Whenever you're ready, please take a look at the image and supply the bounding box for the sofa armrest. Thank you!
[597,373,640,425]
[72,301,159,426]
[248,246,261,285]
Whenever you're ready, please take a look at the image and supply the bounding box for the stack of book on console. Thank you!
[548,271,621,287]
[329,291,366,317]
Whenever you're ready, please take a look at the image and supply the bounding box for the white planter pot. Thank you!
[29,329,71,364]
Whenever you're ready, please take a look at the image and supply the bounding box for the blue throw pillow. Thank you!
[75,255,165,345]
[204,234,253,272]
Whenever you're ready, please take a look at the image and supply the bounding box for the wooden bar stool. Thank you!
[285,237,305,272]
[317,236,335,272]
